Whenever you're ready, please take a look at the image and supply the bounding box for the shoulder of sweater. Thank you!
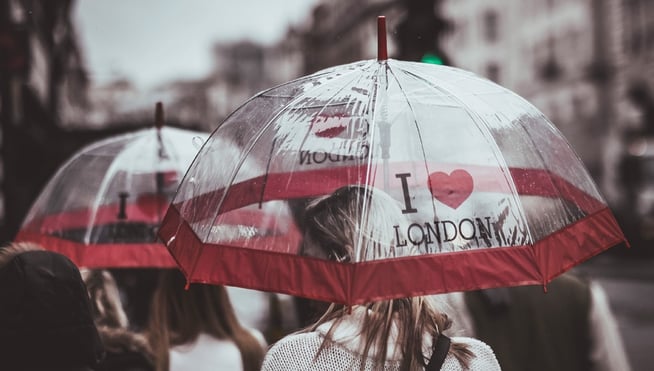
[264,332,326,360]
[450,336,496,355]
[262,332,324,370]
[269,332,495,355]
[450,336,501,370]
[267,332,323,351]
[451,336,489,348]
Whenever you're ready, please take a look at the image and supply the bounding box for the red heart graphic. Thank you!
[428,170,474,209]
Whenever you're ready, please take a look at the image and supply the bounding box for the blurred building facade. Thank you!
[299,0,455,74]
[0,0,160,243]
[300,0,402,74]
[617,0,654,252]
[90,35,304,133]
[440,0,654,252]
[1,0,87,242]
[441,0,618,183]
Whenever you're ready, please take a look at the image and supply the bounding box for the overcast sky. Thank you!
[74,0,318,90]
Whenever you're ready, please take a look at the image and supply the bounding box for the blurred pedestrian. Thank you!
[146,269,266,371]
[0,242,105,370]
[226,286,299,344]
[441,272,631,371]
[109,268,160,330]
[262,185,501,370]
[82,269,155,371]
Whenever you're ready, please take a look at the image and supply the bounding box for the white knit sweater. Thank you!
[262,309,501,370]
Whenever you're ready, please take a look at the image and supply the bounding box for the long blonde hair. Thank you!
[302,185,473,370]
[146,269,265,371]
[301,185,414,262]
[81,269,154,364]
[81,269,129,328]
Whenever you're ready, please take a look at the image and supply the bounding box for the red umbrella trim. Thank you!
[14,231,177,268]
[159,206,626,305]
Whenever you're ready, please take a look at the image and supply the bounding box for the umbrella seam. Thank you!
[386,61,442,246]
[254,66,375,208]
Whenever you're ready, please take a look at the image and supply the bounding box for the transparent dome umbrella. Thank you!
[158,18,627,305]
[16,104,209,268]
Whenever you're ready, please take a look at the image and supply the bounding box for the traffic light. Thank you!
[420,52,444,65]
[395,0,451,65]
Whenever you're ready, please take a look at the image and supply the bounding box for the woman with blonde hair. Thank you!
[146,269,266,371]
[262,185,501,371]
[82,269,154,371]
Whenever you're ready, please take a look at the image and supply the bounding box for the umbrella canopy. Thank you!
[17,119,209,268]
[159,28,626,305]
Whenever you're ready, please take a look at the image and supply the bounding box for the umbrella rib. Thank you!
[353,62,385,261]
[296,62,379,162]
[505,109,590,219]
[83,138,142,245]
[254,60,371,102]
[27,130,144,236]
[259,136,276,209]
[186,76,326,246]
[386,62,440,225]
[256,60,379,236]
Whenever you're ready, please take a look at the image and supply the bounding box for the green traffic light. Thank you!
[421,53,444,65]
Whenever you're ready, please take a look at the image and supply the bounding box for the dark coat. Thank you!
[464,274,592,371]
[0,250,105,370]
[95,326,154,371]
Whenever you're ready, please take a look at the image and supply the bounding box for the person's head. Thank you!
[81,269,129,329]
[81,268,155,368]
[299,186,472,370]
[0,241,43,266]
[0,242,104,370]
[301,184,412,262]
[108,268,161,331]
[310,296,473,370]
[146,269,264,371]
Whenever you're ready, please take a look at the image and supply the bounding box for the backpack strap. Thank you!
[426,334,451,371]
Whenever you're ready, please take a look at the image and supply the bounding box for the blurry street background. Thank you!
[1,0,653,369]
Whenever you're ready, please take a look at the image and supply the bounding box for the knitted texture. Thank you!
[262,332,501,370]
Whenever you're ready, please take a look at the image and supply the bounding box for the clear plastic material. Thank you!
[21,126,208,245]
[170,59,607,263]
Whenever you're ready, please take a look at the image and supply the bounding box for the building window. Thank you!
[625,0,645,55]
[451,19,467,47]
[483,10,499,42]
[486,63,500,82]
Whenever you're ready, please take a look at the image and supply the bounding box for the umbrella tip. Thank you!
[155,102,164,129]
[377,16,387,61]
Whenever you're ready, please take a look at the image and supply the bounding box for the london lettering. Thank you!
[298,143,369,165]
[392,216,527,251]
